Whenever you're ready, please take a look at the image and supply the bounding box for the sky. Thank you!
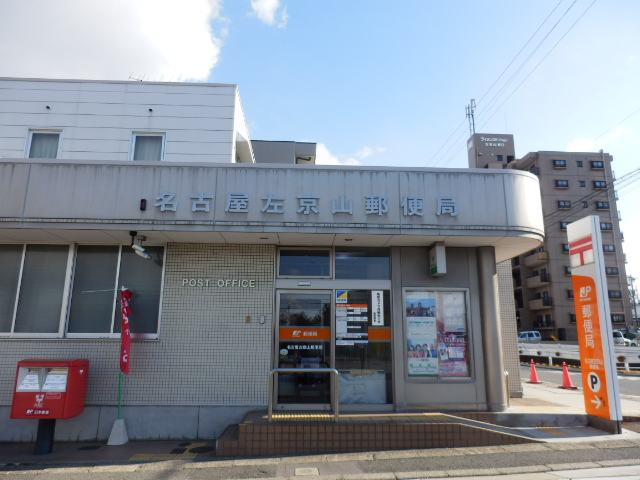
[1,0,639,288]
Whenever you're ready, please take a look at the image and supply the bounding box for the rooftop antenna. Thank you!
[466,99,476,136]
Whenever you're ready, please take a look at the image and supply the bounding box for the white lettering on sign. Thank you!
[182,278,256,288]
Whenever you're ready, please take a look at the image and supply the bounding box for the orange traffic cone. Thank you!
[559,361,578,390]
[528,359,543,384]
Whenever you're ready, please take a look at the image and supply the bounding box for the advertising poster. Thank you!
[438,332,469,377]
[406,292,439,377]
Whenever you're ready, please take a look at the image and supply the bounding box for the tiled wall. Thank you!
[497,260,523,397]
[0,243,276,408]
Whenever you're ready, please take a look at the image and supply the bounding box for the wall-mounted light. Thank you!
[45,105,51,110]
[148,108,154,112]
[140,199,147,211]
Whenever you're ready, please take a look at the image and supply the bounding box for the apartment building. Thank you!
[468,134,632,341]
[508,151,631,340]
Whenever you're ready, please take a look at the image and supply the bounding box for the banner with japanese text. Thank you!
[120,288,133,374]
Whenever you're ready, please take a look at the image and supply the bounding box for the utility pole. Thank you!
[466,99,476,137]
[628,275,638,331]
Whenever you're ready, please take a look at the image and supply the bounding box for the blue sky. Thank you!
[2,0,640,284]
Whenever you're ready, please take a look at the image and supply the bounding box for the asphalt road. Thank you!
[520,364,640,397]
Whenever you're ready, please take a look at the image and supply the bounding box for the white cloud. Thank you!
[567,138,598,152]
[0,0,224,81]
[250,0,288,28]
[354,146,388,160]
[315,144,387,166]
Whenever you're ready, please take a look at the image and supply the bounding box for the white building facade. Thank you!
[0,79,544,441]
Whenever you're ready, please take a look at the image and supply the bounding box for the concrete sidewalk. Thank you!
[1,378,639,479]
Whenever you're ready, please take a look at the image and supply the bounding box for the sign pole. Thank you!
[108,287,132,445]
[568,216,623,434]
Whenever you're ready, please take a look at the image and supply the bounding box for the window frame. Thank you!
[560,222,570,230]
[277,247,333,279]
[603,245,616,253]
[600,222,613,231]
[605,267,619,276]
[611,314,625,323]
[0,243,165,339]
[558,200,571,209]
[596,201,610,210]
[593,181,607,189]
[590,160,604,169]
[0,244,73,338]
[130,132,167,161]
[552,159,567,168]
[608,290,622,299]
[26,129,63,159]
[579,181,586,187]
[555,179,569,188]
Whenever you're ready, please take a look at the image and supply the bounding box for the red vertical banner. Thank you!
[120,288,133,374]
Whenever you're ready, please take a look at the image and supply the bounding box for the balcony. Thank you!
[529,297,553,311]
[524,251,548,268]
[526,273,550,289]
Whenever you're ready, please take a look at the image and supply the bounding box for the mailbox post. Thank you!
[11,359,89,454]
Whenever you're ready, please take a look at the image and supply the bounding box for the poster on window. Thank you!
[406,292,439,377]
[336,295,369,346]
[405,289,471,378]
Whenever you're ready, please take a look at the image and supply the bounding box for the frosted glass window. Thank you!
[133,135,164,161]
[29,132,60,158]
[0,245,23,332]
[67,246,119,333]
[14,245,69,333]
[115,246,164,334]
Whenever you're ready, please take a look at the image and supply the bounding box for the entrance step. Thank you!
[215,411,541,457]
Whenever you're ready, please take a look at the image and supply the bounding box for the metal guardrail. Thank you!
[518,343,640,370]
[268,368,340,422]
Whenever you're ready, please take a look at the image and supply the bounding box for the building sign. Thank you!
[182,278,256,288]
[279,328,331,341]
[154,191,459,218]
[568,216,622,426]
[479,136,509,147]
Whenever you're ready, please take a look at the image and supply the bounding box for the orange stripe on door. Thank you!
[279,328,331,341]
[369,328,392,341]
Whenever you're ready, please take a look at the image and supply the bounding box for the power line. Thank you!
[424,1,568,168]
[593,106,640,141]
[478,0,597,131]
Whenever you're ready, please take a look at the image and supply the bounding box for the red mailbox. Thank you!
[11,359,90,420]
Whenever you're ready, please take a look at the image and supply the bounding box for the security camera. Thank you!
[132,243,145,253]
[135,249,152,260]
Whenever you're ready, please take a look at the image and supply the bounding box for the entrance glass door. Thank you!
[276,291,332,405]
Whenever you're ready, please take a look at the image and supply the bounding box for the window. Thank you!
[577,161,583,167]
[611,314,625,323]
[28,130,61,158]
[564,266,572,275]
[0,244,165,338]
[278,249,331,277]
[567,290,574,299]
[600,222,613,231]
[582,202,588,208]
[608,290,622,299]
[555,180,569,188]
[569,313,576,323]
[594,181,607,189]
[335,248,390,280]
[405,289,470,378]
[132,133,165,161]
[562,243,570,253]
[579,181,586,187]
[560,222,570,230]
[603,245,616,253]
[553,159,567,168]
[497,155,503,162]
[558,200,571,209]
[591,161,604,169]
[605,267,619,275]
[596,201,610,210]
